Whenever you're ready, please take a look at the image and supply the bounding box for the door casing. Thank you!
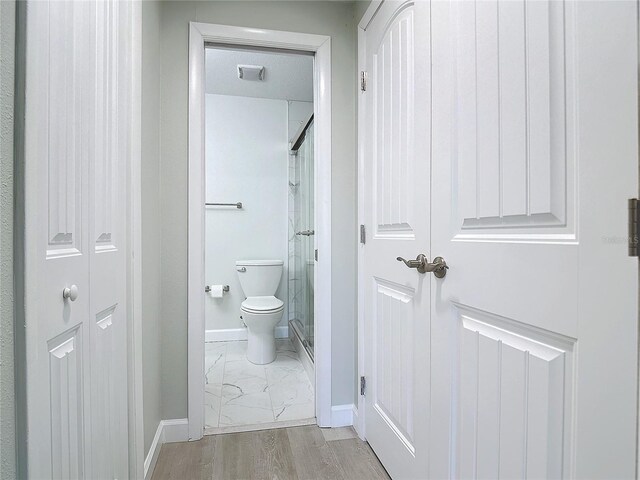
[187,22,333,440]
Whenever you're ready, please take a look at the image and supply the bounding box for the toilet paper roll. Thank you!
[207,285,224,298]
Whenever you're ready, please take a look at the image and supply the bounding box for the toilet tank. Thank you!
[236,260,284,297]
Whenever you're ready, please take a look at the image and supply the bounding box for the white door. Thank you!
[360,1,432,478]
[429,1,638,478]
[23,1,135,478]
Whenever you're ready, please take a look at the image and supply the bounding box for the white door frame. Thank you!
[355,0,382,442]
[127,2,144,477]
[187,22,332,440]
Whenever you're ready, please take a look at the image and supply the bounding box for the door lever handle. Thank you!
[396,254,448,278]
[296,230,315,236]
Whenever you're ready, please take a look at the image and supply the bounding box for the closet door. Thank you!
[22,1,134,477]
[430,1,638,478]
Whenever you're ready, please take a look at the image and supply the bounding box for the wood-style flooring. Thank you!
[151,425,390,480]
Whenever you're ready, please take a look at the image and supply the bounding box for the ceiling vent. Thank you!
[237,64,265,81]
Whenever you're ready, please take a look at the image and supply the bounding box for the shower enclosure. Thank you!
[289,117,315,360]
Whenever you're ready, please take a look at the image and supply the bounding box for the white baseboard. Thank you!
[144,418,189,480]
[205,325,288,342]
[353,402,365,440]
[144,423,164,480]
[351,405,359,432]
[331,404,355,428]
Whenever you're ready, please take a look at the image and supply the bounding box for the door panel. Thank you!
[25,2,93,477]
[24,0,134,477]
[431,1,638,479]
[48,326,85,479]
[373,278,415,450]
[90,1,130,477]
[457,306,571,479]
[46,0,86,258]
[373,6,414,236]
[361,1,431,478]
[454,0,571,237]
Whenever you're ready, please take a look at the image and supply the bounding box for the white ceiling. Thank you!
[205,47,313,102]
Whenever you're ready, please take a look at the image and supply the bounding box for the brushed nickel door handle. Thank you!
[396,254,448,278]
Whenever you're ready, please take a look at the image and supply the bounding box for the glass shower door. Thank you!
[301,122,314,354]
[290,120,314,359]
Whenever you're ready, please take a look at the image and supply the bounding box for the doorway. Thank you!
[188,23,333,440]
[202,44,315,432]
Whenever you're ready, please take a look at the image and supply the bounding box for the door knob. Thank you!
[396,254,448,278]
[62,285,79,301]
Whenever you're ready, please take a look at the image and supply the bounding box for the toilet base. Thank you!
[247,329,277,365]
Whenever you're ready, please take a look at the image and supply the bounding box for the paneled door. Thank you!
[359,1,432,478]
[430,1,638,478]
[22,1,135,478]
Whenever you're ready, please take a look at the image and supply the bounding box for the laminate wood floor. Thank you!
[150,425,390,480]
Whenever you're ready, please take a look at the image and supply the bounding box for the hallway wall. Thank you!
[156,0,362,419]
[141,0,163,457]
[0,1,16,477]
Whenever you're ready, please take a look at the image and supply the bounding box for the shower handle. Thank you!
[296,230,315,236]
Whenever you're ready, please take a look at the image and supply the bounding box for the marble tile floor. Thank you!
[204,339,314,431]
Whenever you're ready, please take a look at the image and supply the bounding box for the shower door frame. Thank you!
[187,22,332,440]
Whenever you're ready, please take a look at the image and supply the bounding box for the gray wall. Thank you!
[354,0,372,27]
[142,0,163,457]
[156,0,362,418]
[0,1,16,477]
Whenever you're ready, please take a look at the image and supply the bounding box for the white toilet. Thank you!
[236,259,285,364]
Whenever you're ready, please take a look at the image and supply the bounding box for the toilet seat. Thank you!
[241,296,284,314]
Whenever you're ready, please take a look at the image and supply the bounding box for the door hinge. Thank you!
[315,249,318,261]
[360,224,366,244]
[360,376,366,396]
[630,199,639,256]
[360,71,367,92]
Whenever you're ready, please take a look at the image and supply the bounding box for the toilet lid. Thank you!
[241,296,284,313]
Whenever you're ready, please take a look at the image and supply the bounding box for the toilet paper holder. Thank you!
[205,285,230,293]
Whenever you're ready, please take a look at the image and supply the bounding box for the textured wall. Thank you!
[141,0,163,457]
[157,1,361,418]
[0,0,16,477]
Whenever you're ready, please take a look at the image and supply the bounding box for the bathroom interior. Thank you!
[203,45,316,432]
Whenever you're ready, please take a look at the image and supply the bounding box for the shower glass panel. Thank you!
[289,120,314,359]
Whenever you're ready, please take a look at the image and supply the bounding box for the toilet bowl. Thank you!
[236,260,284,364]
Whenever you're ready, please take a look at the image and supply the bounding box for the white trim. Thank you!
[188,22,332,440]
[143,419,190,480]
[311,29,333,430]
[205,325,288,343]
[143,423,163,480]
[162,418,190,443]
[358,0,384,30]
[204,417,316,436]
[352,405,359,434]
[128,2,144,477]
[331,404,356,428]
[356,3,375,442]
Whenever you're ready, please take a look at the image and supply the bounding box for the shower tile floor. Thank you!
[204,339,314,430]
